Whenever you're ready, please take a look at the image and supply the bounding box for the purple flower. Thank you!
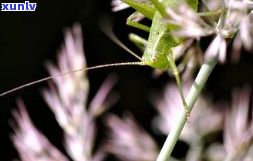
[11,24,118,161]
[11,100,69,161]
[152,81,224,144]
[104,113,158,161]
[223,86,253,160]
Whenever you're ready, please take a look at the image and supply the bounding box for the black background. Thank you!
[0,0,253,160]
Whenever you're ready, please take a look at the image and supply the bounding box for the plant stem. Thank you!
[198,7,225,17]
[156,55,218,161]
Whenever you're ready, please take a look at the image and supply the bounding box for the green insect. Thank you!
[0,0,198,119]
[114,0,199,118]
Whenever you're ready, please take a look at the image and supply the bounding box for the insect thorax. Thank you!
[142,10,179,70]
[141,0,198,70]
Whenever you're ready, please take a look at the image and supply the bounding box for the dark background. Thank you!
[0,0,253,160]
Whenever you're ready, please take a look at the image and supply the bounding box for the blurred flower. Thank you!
[163,3,228,64]
[204,34,227,63]
[152,82,253,160]
[42,24,118,161]
[164,4,215,38]
[10,100,69,161]
[205,143,227,161]
[231,9,253,63]
[170,39,203,81]
[111,0,152,12]
[104,113,158,161]
[152,81,224,144]
[200,0,223,11]
[172,39,195,61]
[221,0,253,38]
[163,0,253,39]
[111,0,130,12]
[205,85,253,161]
[163,0,253,63]
[223,85,253,161]
[11,24,118,161]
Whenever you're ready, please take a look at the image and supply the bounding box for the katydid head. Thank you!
[142,50,169,70]
[101,19,172,71]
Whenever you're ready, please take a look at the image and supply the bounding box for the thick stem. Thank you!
[156,55,218,161]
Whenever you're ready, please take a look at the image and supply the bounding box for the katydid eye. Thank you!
[151,56,157,62]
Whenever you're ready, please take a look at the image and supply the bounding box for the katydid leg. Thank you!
[127,12,151,32]
[129,33,148,51]
[167,52,190,119]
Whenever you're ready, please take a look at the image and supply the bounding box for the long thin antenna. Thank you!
[100,19,143,61]
[0,62,145,97]
[86,62,145,70]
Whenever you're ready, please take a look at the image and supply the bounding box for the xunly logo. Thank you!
[1,1,37,11]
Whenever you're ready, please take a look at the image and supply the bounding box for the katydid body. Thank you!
[121,0,198,117]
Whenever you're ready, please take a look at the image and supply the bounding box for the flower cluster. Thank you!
[103,113,158,161]
[10,1,253,161]
[11,24,118,161]
[151,81,224,143]
[165,0,253,63]
[102,80,253,161]
[11,100,69,161]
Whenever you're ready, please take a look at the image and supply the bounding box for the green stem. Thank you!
[198,8,225,17]
[200,0,216,27]
[156,55,218,161]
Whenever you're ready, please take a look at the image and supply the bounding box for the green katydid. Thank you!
[115,0,198,118]
[0,0,199,119]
